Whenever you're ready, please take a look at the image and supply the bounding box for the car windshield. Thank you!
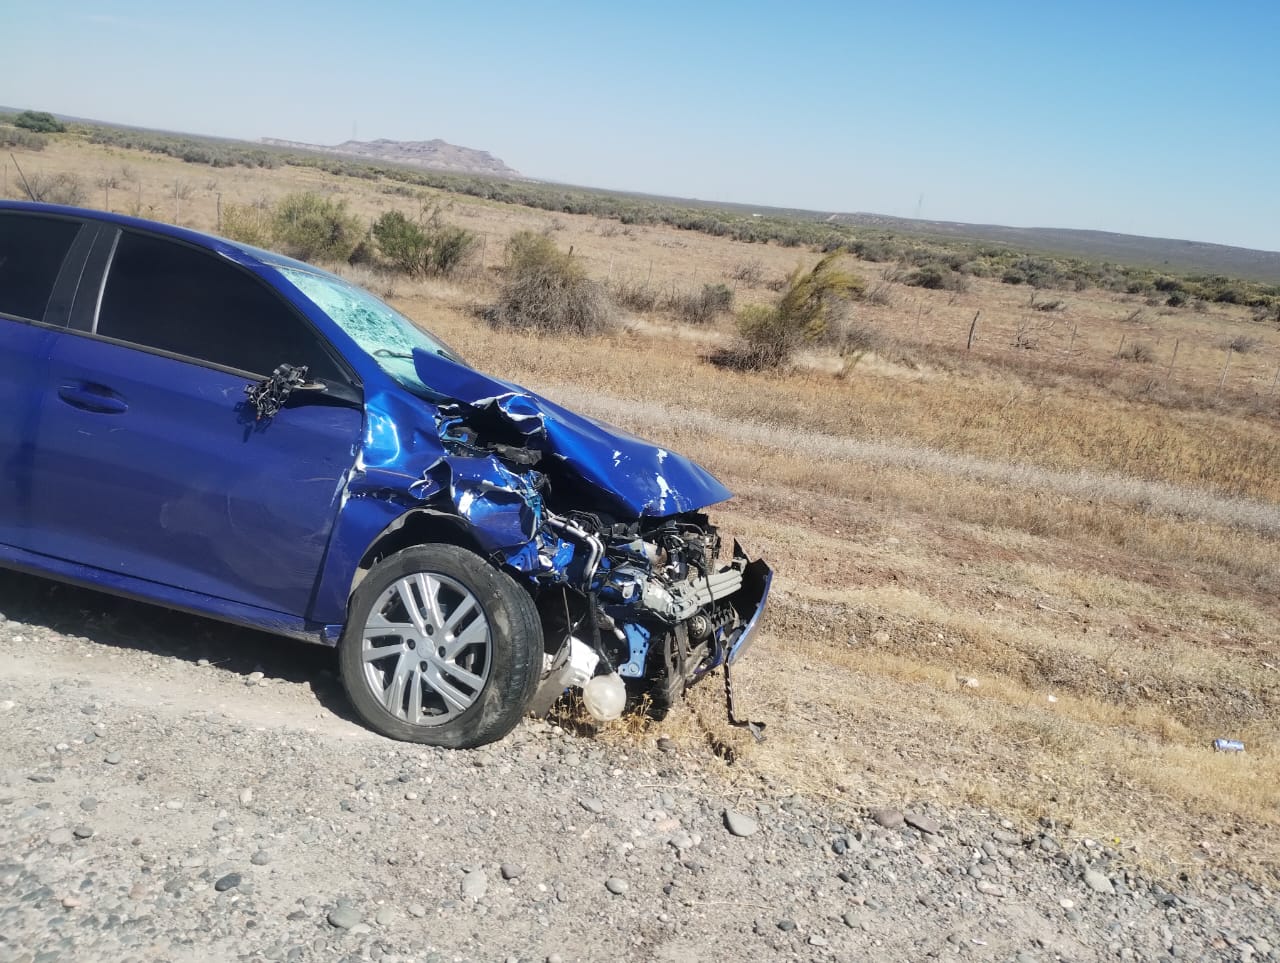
[278,266,461,397]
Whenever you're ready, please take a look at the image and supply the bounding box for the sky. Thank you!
[3,1,1278,251]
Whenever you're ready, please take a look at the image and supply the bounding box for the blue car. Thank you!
[0,201,771,747]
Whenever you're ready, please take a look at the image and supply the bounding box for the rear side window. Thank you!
[0,214,81,322]
[97,231,343,380]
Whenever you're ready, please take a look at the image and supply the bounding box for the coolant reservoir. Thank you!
[582,673,626,722]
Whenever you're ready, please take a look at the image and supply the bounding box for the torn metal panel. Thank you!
[413,349,732,518]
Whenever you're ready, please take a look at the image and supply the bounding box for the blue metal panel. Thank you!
[413,350,732,518]
[29,333,362,617]
[0,320,56,549]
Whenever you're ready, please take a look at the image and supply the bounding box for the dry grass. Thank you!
[11,135,1280,882]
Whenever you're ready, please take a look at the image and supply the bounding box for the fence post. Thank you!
[1165,338,1180,385]
[1215,348,1233,401]
[966,310,980,350]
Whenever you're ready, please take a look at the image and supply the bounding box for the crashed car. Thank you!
[0,201,771,747]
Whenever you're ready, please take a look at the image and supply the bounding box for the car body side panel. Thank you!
[0,321,58,549]
[29,333,363,617]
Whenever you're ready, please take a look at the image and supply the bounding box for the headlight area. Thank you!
[523,510,772,725]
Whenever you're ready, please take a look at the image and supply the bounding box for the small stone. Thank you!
[164,800,184,811]
[841,912,858,928]
[197,658,210,666]
[105,752,123,765]
[905,813,941,835]
[247,671,264,684]
[500,863,524,880]
[656,737,675,752]
[976,881,1007,897]
[723,809,758,837]
[61,896,80,909]
[408,903,427,918]
[777,919,796,932]
[328,906,361,929]
[1059,898,1075,910]
[605,877,629,895]
[251,850,271,866]
[809,935,829,947]
[579,797,604,815]
[239,788,254,806]
[461,869,487,900]
[872,808,904,830]
[1083,869,1115,895]
[832,836,849,855]
[872,630,891,644]
[375,907,395,926]
[72,825,94,839]
[214,873,242,892]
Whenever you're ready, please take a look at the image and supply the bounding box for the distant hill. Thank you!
[260,137,521,178]
[821,212,1280,283]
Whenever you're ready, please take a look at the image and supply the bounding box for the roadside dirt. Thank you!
[1,572,1277,963]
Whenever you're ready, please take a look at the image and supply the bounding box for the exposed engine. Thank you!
[527,508,768,719]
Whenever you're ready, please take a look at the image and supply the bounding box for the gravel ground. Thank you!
[0,574,1277,963]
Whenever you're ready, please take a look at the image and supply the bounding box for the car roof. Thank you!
[0,200,329,277]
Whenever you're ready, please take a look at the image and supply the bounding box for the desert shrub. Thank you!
[712,254,861,369]
[488,231,612,335]
[610,278,658,312]
[220,202,274,248]
[710,305,792,370]
[0,127,47,151]
[665,283,734,324]
[1221,335,1262,354]
[1002,256,1063,289]
[272,192,362,263]
[1165,291,1189,308]
[372,208,476,277]
[903,263,967,292]
[1034,299,1065,312]
[13,110,64,134]
[1116,342,1155,363]
[728,259,765,287]
[25,172,86,205]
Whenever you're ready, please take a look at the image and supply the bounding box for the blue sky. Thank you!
[3,0,1278,251]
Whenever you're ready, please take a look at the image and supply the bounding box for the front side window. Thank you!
[96,232,342,380]
[0,213,81,322]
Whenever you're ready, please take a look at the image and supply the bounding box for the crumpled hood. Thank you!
[413,349,732,518]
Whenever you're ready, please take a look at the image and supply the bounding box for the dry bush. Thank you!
[488,231,613,336]
[220,201,273,247]
[24,171,86,205]
[1220,335,1262,354]
[610,277,659,312]
[664,283,733,324]
[865,281,894,306]
[712,255,861,370]
[1116,341,1156,363]
[728,259,765,287]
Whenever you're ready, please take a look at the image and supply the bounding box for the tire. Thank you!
[338,544,543,748]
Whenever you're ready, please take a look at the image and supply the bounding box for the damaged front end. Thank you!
[401,350,773,721]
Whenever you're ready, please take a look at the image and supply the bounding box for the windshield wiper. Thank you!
[373,349,414,360]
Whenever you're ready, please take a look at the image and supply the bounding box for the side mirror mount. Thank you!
[245,364,361,420]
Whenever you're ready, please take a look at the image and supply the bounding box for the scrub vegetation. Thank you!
[5,129,1280,883]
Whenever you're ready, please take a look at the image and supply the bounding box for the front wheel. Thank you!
[338,544,543,748]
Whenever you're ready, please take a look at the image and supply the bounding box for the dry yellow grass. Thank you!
[8,135,1279,882]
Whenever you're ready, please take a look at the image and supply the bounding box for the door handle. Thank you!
[57,383,129,414]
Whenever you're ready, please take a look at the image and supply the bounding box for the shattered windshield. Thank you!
[278,266,461,396]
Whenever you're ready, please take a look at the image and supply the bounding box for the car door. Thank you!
[0,211,95,551]
[28,227,365,619]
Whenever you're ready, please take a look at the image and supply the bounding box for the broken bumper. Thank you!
[715,542,773,668]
